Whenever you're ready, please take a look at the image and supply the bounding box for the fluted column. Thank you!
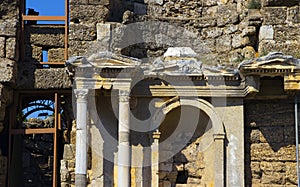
[118,89,131,187]
[151,130,161,187]
[74,89,88,187]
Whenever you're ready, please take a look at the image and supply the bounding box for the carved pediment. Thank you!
[145,57,203,76]
[66,51,141,69]
[239,52,300,69]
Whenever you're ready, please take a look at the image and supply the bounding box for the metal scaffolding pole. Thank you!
[295,96,300,187]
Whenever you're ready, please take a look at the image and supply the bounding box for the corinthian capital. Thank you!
[119,89,130,102]
[74,89,89,101]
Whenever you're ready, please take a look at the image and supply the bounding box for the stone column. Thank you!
[151,130,161,187]
[118,90,131,187]
[213,133,225,187]
[74,89,88,187]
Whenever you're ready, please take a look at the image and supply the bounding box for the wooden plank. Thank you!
[22,15,66,21]
[11,128,55,134]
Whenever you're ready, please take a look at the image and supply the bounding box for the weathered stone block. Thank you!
[26,25,65,47]
[250,129,261,143]
[251,143,296,161]
[216,35,231,52]
[0,58,15,83]
[260,161,285,172]
[34,68,72,89]
[273,25,300,42]
[0,37,4,58]
[70,5,109,23]
[63,144,76,160]
[224,24,239,34]
[285,162,297,184]
[5,37,16,60]
[217,4,239,26]
[69,40,104,57]
[288,6,300,24]
[96,23,111,50]
[261,171,283,184]
[0,20,17,36]
[259,40,300,58]
[259,25,274,41]
[88,0,109,5]
[232,34,247,48]
[262,0,299,7]
[69,23,96,41]
[48,48,65,62]
[263,7,287,24]
[201,27,223,38]
[202,0,218,6]
[69,0,88,5]
[32,45,42,62]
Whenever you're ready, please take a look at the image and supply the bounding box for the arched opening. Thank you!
[158,105,212,186]
[151,98,225,187]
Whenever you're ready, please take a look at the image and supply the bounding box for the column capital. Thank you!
[152,130,161,140]
[119,89,130,102]
[74,89,89,101]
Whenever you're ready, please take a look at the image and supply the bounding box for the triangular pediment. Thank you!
[66,52,141,68]
[239,52,300,69]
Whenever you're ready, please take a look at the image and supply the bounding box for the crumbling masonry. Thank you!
[1,0,300,186]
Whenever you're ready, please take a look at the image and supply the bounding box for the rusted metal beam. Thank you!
[11,128,56,134]
[22,15,66,21]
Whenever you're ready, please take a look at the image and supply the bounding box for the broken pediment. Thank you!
[145,47,203,76]
[239,52,300,70]
[66,51,141,69]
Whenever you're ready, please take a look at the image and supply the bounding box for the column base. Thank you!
[75,174,86,187]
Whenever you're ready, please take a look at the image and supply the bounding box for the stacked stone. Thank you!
[61,120,76,187]
[258,0,300,58]
[68,0,300,66]
[0,1,18,185]
[24,25,65,63]
[245,100,298,186]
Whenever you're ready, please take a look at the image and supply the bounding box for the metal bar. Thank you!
[11,128,56,134]
[20,0,25,62]
[53,93,58,187]
[7,91,18,187]
[64,0,69,61]
[22,15,66,21]
[295,96,300,187]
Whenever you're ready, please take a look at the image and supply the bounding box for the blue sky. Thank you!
[26,0,66,24]
[26,0,65,16]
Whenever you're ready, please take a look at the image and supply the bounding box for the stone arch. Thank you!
[152,97,225,135]
[151,97,225,187]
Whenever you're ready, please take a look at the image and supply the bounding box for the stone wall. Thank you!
[0,0,19,185]
[70,0,300,66]
[245,99,298,187]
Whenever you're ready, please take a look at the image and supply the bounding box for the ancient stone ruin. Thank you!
[1,0,300,187]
